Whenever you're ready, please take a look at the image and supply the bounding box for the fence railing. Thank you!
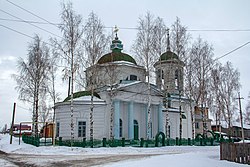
[220,142,250,164]
[22,135,52,147]
[22,135,230,147]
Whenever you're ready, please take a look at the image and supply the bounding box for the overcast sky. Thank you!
[0,0,250,128]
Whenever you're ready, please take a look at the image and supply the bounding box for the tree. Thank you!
[170,17,191,140]
[132,12,167,141]
[39,94,52,125]
[1,124,8,134]
[244,94,250,124]
[47,55,60,123]
[186,37,214,137]
[219,62,240,134]
[51,2,83,145]
[170,17,190,62]
[210,62,224,135]
[81,12,109,143]
[13,35,51,136]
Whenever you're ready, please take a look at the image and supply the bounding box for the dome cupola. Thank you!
[97,27,137,65]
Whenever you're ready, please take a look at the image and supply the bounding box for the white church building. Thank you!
[54,32,193,141]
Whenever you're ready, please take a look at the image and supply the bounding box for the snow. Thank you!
[212,121,250,129]
[0,134,248,167]
[74,95,105,102]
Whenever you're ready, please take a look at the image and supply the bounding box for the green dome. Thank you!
[63,91,100,102]
[160,51,179,61]
[97,50,137,65]
[97,35,137,65]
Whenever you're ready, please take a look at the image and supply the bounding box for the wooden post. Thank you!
[19,123,22,145]
[45,122,47,146]
[237,92,244,143]
[10,102,16,144]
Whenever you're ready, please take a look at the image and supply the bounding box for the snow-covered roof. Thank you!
[232,122,250,129]
[73,95,104,102]
[212,121,250,129]
[166,107,180,113]
[117,80,142,88]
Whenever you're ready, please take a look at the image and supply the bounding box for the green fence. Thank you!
[22,134,233,148]
[22,134,52,147]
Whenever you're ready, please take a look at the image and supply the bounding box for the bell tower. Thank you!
[154,29,184,95]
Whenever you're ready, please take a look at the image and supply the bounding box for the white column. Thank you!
[128,101,134,139]
[158,103,163,132]
[114,100,120,139]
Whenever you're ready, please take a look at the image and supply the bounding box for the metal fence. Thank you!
[220,142,250,164]
[22,134,230,147]
[22,135,52,147]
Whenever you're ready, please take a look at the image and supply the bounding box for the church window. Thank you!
[134,120,139,140]
[56,122,60,137]
[167,93,171,108]
[195,122,199,129]
[175,70,179,90]
[78,121,86,137]
[130,75,137,81]
[119,119,123,137]
[150,122,153,138]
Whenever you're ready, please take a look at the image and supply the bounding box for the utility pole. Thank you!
[10,102,16,144]
[236,92,244,143]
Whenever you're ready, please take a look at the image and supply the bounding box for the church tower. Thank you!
[154,29,184,95]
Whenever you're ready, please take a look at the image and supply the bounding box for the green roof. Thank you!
[160,51,179,61]
[63,91,100,102]
[97,50,137,65]
[98,35,137,65]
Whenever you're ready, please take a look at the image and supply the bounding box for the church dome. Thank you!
[97,32,137,65]
[97,51,137,65]
[160,50,179,61]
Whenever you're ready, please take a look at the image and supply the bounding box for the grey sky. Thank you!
[0,0,250,128]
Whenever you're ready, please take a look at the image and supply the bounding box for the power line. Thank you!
[0,23,33,39]
[16,104,30,111]
[214,41,250,61]
[188,29,250,32]
[2,17,250,32]
[0,18,60,25]
[0,9,63,39]
[0,23,55,48]
[2,20,249,63]
[5,0,56,27]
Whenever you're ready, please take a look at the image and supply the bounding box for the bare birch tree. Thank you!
[81,12,109,144]
[170,17,191,141]
[244,93,250,124]
[13,35,51,136]
[219,62,240,136]
[186,37,214,138]
[132,12,167,141]
[170,17,190,62]
[51,2,83,145]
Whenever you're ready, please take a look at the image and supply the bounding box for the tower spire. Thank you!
[110,25,123,51]
[167,28,170,51]
[114,25,119,40]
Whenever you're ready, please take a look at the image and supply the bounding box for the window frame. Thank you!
[78,121,86,138]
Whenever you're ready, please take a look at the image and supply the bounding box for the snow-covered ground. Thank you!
[0,134,248,167]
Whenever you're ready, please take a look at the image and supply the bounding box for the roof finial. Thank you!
[167,28,170,51]
[114,25,119,39]
[110,25,123,51]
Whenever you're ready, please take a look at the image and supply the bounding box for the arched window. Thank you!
[175,70,179,90]
[119,119,122,138]
[134,120,139,140]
